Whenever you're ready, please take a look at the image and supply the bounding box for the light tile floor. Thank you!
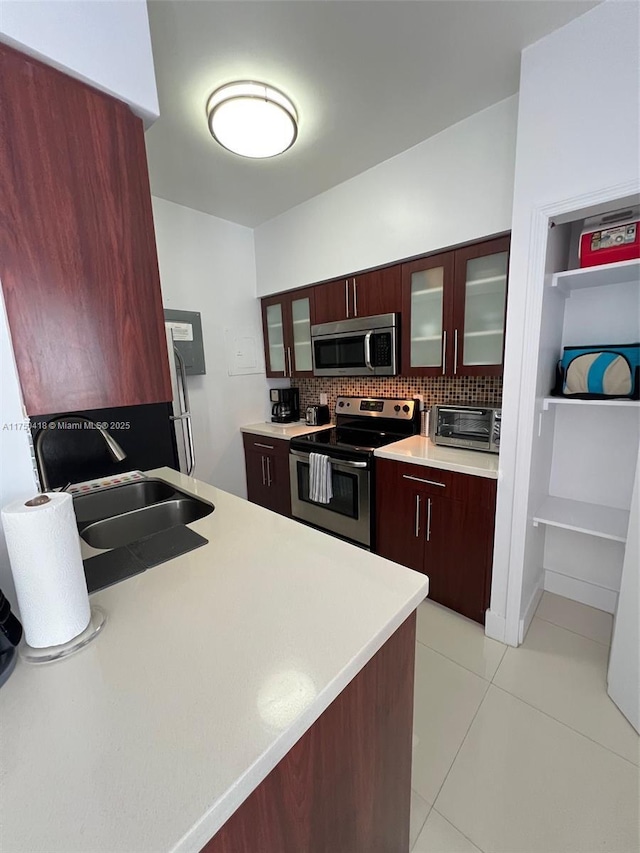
[411,592,640,853]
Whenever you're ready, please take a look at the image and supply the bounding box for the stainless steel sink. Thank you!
[73,479,177,526]
[74,479,214,550]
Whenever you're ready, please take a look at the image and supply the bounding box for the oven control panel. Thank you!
[335,396,417,419]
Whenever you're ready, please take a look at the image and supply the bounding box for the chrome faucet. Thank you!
[35,416,127,492]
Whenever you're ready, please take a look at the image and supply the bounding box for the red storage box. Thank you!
[579,207,639,268]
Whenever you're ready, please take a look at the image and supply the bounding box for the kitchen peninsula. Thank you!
[0,468,428,853]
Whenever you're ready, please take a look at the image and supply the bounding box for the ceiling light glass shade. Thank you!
[206,82,298,158]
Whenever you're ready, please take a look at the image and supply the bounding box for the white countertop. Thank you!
[374,436,499,479]
[0,468,428,853]
[241,421,334,440]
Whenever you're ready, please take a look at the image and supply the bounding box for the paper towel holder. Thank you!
[25,495,51,507]
[20,605,106,664]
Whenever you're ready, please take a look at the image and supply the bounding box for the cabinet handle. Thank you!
[402,474,446,488]
[442,330,447,375]
[353,279,358,317]
[261,455,266,486]
[426,497,432,542]
[254,442,274,450]
[266,456,272,487]
[414,494,421,538]
[454,329,458,375]
[287,346,292,377]
[345,280,350,318]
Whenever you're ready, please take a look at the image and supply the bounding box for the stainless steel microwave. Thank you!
[311,313,398,377]
[430,404,501,453]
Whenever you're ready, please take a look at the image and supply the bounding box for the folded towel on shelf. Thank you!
[309,452,333,504]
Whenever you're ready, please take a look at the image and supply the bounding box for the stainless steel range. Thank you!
[289,396,419,549]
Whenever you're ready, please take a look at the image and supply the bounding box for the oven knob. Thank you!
[338,401,344,407]
[394,405,401,412]
[402,405,410,413]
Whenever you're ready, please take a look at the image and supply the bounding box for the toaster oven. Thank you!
[430,404,501,453]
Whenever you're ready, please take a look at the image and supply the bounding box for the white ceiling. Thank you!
[145,0,597,228]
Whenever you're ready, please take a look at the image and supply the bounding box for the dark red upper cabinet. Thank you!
[353,266,402,318]
[0,43,172,416]
[401,237,509,377]
[401,252,455,377]
[314,266,402,325]
[313,278,351,325]
[261,288,315,379]
[451,236,510,377]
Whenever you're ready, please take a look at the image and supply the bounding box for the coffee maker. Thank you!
[270,388,300,424]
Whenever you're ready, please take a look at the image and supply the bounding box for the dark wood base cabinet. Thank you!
[243,433,292,517]
[203,612,416,853]
[376,459,496,624]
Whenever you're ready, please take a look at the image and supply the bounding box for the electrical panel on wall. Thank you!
[164,309,206,375]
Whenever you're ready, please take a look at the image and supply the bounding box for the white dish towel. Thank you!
[309,452,333,504]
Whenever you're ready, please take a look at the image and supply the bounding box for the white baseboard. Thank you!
[544,570,618,614]
[518,583,544,644]
[485,609,508,644]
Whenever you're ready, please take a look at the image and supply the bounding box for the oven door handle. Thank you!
[290,450,368,469]
[437,407,491,416]
[364,331,374,372]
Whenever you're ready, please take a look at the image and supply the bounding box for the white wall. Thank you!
[0,0,159,121]
[152,197,270,498]
[254,96,517,295]
[490,0,640,644]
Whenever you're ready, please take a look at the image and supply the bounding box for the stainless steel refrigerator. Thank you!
[165,324,196,476]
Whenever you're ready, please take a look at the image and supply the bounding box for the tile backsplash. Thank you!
[292,376,502,417]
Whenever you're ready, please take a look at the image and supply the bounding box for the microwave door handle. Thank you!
[364,331,374,372]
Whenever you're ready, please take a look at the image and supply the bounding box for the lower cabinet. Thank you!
[375,459,496,624]
[243,433,291,517]
[203,613,416,852]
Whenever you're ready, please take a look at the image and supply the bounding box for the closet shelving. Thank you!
[528,224,639,612]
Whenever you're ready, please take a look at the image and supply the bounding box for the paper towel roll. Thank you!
[1,492,90,648]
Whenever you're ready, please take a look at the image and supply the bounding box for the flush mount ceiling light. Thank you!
[206,81,298,159]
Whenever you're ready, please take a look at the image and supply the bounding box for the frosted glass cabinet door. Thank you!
[461,252,508,365]
[410,267,444,367]
[266,302,285,373]
[453,236,510,375]
[291,296,312,373]
[401,253,453,376]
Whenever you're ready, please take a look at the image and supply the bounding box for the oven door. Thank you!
[434,407,493,451]
[312,328,396,377]
[289,450,371,547]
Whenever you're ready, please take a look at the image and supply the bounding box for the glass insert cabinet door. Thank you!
[456,239,509,372]
[291,295,312,373]
[265,302,285,373]
[402,253,452,375]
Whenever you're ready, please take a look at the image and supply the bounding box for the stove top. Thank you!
[290,396,420,460]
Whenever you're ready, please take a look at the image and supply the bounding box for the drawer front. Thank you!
[394,461,496,506]
[396,462,453,497]
[242,433,290,458]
